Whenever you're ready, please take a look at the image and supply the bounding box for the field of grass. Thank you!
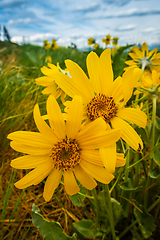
[0,40,160,240]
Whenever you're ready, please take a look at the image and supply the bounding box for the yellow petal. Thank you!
[117,108,147,128]
[111,76,123,103]
[15,161,53,189]
[99,48,113,95]
[111,117,143,152]
[8,131,53,148]
[11,155,51,169]
[66,96,83,138]
[77,117,107,140]
[47,95,66,139]
[86,51,101,93]
[33,104,59,144]
[80,149,103,165]
[10,141,52,155]
[43,168,62,201]
[65,59,95,101]
[35,76,55,86]
[42,85,59,97]
[78,128,121,149]
[116,153,126,167]
[142,42,149,56]
[80,160,114,184]
[64,170,80,195]
[99,144,116,173]
[74,165,97,190]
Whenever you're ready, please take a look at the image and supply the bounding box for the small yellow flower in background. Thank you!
[8,95,123,201]
[51,39,59,50]
[102,34,112,46]
[43,40,51,50]
[125,42,160,72]
[44,49,147,172]
[93,44,99,50]
[134,70,160,100]
[35,63,67,103]
[88,37,95,46]
[45,55,52,64]
[111,46,120,55]
[112,37,119,47]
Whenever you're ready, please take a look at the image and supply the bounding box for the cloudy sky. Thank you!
[0,0,160,49]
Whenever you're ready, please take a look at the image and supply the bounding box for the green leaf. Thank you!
[119,178,139,191]
[149,165,160,178]
[32,204,77,240]
[153,150,160,166]
[69,185,88,207]
[73,220,96,238]
[155,116,160,130]
[111,198,123,224]
[133,201,156,239]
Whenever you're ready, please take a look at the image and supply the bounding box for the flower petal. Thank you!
[15,161,53,189]
[87,51,100,93]
[74,165,97,190]
[11,155,51,169]
[33,104,59,144]
[80,149,103,165]
[35,76,55,86]
[7,131,53,148]
[111,117,143,152]
[117,108,147,128]
[43,168,62,201]
[66,96,83,138]
[99,144,116,173]
[78,128,121,149]
[47,95,66,139]
[80,160,114,184]
[64,170,80,195]
[116,153,126,167]
[99,48,113,95]
[10,141,52,155]
[65,59,94,101]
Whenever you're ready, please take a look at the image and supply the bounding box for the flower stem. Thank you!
[105,184,117,240]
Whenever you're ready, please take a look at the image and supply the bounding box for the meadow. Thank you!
[0,40,160,240]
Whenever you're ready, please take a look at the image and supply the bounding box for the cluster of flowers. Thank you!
[88,34,119,51]
[43,39,59,51]
[8,42,160,202]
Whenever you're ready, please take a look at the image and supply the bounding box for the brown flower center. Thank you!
[87,93,117,122]
[50,138,80,171]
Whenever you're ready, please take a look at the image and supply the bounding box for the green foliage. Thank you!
[32,204,77,240]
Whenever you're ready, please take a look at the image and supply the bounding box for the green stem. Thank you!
[105,184,117,240]
[91,188,100,223]
[144,95,157,208]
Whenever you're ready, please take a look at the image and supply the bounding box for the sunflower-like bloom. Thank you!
[35,63,67,103]
[43,40,51,50]
[52,39,59,50]
[102,34,112,45]
[7,95,123,201]
[134,70,160,100]
[88,37,95,46]
[93,44,99,50]
[125,42,160,72]
[42,49,147,173]
[112,37,119,47]
[45,55,52,64]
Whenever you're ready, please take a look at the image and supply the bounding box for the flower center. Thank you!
[138,57,152,71]
[87,93,117,122]
[50,138,80,171]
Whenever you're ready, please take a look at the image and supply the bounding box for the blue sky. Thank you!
[0,0,160,49]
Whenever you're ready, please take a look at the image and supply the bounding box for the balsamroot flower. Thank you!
[88,37,95,46]
[51,39,59,50]
[102,34,112,45]
[125,42,160,72]
[35,63,67,103]
[8,95,122,202]
[42,49,147,173]
[43,40,51,50]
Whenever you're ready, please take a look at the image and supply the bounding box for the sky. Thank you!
[0,0,160,49]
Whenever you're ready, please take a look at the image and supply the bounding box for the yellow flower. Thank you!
[88,37,95,46]
[43,40,51,50]
[112,37,119,47]
[8,95,122,201]
[35,63,67,103]
[47,49,147,164]
[102,34,112,45]
[125,42,160,72]
[52,39,59,50]
[45,55,52,64]
[93,44,99,50]
[134,70,160,100]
